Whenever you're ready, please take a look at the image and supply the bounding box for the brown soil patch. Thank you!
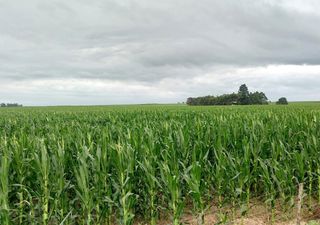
[135,199,320,225]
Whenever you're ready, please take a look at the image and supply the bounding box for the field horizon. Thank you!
[1,100,320,109]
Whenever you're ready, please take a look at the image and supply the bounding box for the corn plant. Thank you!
[51,139,71,223]
[73,146,94,224]
[138,144,160,225]
[112,142,136,225]
[0,138,10,225]
[91,144,114,224]
[33,139,50,225]
[160,144,184,225]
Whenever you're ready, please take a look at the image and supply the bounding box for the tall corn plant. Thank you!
[34,139,50,225]
[10,135,28,224]
[91,144,113,225]
[112,143,136,225]
[184,161,206,224]
[259,159,276,223]
[212,144,228,211]
[160,163,183,225]
[0,138,10,225]
[160,133,184,225]
[73,146,94,224]
[184,132,210,225]
[138,145,160,225]
[51,139,70,223]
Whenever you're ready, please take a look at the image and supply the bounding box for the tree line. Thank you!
[186,84,271,105]
[0,103,23,107]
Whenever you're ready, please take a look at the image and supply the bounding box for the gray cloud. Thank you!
[0,0,320,105]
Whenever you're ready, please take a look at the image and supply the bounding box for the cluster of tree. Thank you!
[187,84,269,105]
[0,103,23,107]
[187,93,239,105]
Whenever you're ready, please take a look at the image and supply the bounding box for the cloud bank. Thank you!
[0,0,320,105]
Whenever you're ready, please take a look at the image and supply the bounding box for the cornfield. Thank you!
[0,104,320,224]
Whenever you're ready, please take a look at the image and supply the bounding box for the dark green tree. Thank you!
[238,84,250,105]
[276,97,288,105]
[249,92,268,105]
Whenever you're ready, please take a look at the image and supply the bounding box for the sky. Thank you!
[0,0,320,106]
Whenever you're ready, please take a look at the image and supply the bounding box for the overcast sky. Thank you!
[0,0,320,105]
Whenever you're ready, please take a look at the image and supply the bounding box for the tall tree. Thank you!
[238,84,250,105]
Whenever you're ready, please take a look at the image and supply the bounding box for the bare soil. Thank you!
[136,199,320,225]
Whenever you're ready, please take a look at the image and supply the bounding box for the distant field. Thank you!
[1,103,320,224]
[289,101,320,106]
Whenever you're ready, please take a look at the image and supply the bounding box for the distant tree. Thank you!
[186,84,269,106]
[186,98,192,105]
[249,92,268,105]
[215,93,239,105]
[276,97,288,105]
[187,93,239,106]
[238,84,250,105]
[0,103,22,107]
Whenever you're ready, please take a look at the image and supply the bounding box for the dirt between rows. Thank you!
[136,200,320,225]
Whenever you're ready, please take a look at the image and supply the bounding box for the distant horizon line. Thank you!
[2,101,319,108]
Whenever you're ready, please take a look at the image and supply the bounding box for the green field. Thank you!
[1,103,320,224]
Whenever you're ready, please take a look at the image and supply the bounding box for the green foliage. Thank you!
[306,221,320,225]
[0,139,10,225]
[187,84,268,105]
[0,103,22,107]
[238,84,250,105]
[0,104,319,224]
[276,97,288,105]
[249,91,268,105]
[187,93,239,105]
